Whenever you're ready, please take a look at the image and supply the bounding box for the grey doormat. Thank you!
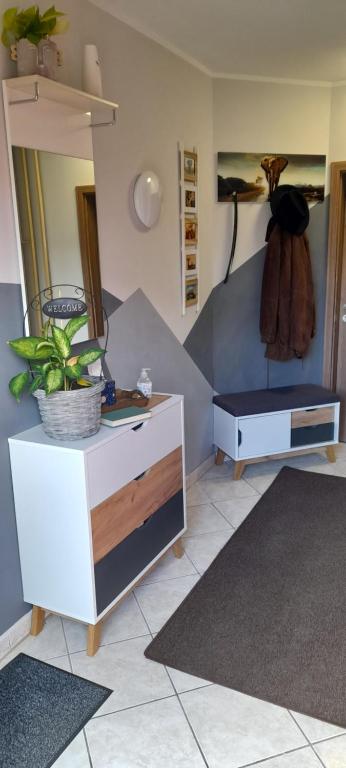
[0,652,111,768]
[145,466,346,727]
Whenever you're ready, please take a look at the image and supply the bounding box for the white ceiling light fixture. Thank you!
[133,171,162,229]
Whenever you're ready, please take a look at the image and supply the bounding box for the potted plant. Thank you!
[8,315,105,440]
[1,4,68,79]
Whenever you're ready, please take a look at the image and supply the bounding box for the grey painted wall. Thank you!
[104,289,214,474]
[0,283,40,634]
[185,198,329,394]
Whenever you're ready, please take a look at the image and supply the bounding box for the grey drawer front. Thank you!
[291,422,334,448]
[95,490,184,615]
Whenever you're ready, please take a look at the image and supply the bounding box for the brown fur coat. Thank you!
[260,223,315,361]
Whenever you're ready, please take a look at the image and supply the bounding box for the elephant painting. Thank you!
[260,155,288,199]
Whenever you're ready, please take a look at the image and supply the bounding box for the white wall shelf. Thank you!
[5,75,118,116]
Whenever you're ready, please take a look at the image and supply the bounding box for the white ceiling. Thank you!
[90,0,346,83]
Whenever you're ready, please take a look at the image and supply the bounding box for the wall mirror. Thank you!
[12,147,103,340]
[2,77,111,343]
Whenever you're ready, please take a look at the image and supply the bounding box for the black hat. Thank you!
[270,184,309,235]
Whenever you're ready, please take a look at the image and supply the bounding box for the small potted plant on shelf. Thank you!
[1,4,68,79]
[8,315,105,440]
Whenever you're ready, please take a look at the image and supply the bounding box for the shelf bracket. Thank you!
[90,108,117,128]
[9,80,39,106]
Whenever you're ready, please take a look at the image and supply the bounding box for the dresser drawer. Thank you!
[86,401,182,508]
[94,490,184,615]
[291,406,335,429]
[91,447,183,563]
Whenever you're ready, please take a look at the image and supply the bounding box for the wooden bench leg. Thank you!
[326,445,336,463]
[31,606,45,636]
[172,538,184,559]
[87,622,102,656]
[234,460,246,481]
[215,448,226,465]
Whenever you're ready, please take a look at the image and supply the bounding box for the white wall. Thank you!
[0,0,214,344]
[329,85,346,162]
[213,78,332,286]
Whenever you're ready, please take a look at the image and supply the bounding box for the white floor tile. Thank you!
[139,550,197,586]
[85,697,206,768]
[183,530,233,573]
[244,472,278,494]
[184,503,232,537]
[135,575,200,632]
[314,733,346,766]
[0,649,71,671]
[167,665,212,693]
[70,634,174,716]
[291,710,346,743]
[63,593,148,653]
[213,495,260,528]
[200,461,234,481]
[249,747,323,767]
[202,477,258,501]
[52,732,90,767]
[0,615,67,663]
[186,481,211,506]
[180,685,307,768]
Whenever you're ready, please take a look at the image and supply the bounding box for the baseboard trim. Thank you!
[0,610,32,661]
[186,452,215,489]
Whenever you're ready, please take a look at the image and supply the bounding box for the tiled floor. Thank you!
[3,446,346,767]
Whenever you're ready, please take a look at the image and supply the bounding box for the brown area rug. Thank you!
[145,466,346,726]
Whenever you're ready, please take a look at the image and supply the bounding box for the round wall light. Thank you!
[133,171,162,228]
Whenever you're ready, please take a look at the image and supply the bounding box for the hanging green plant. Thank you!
[1,4,68,48]
[8,315,104,401]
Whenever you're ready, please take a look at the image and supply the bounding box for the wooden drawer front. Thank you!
[92,447,183,564]
[95,490,184,615]
[87,401,182,508]
[291,406,335,429]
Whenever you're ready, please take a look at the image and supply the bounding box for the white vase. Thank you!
[83,44,103,97]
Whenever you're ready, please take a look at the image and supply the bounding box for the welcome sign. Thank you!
[42,298,87,319]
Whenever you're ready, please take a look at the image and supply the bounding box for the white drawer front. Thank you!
[238,412,291,458]
[87,402,182,508]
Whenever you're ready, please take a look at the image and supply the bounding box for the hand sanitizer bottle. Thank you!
[137,368,152,397]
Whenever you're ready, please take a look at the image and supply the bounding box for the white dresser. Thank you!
[9,394,186,654]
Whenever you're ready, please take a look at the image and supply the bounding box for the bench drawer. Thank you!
[291,406,335,429]
[91,447,183,564]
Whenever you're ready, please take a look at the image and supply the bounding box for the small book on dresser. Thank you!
[100,406,152,428]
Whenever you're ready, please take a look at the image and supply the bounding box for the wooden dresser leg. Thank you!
[326,445,336,463]
[87,623,102,656]
[172,539,184,559]
[234,460,246,481]
[31,606,45,636]
[215,448,226,465]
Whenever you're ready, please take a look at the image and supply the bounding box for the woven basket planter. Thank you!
[33,377,104,440]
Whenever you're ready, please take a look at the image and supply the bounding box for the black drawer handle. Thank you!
[132,422,145,431]
[238,429,242,446]
[134,468,151,482]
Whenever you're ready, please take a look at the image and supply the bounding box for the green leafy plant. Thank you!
[8,315,104,401]
[1,4,68,48]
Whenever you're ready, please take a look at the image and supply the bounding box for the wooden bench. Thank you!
[213,384,340,480]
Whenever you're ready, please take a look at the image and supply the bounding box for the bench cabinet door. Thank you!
[238,412,291,458]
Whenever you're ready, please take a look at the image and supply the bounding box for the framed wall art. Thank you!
[179,143,199,314]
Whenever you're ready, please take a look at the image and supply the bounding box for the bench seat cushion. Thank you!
[213,384,339,418]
